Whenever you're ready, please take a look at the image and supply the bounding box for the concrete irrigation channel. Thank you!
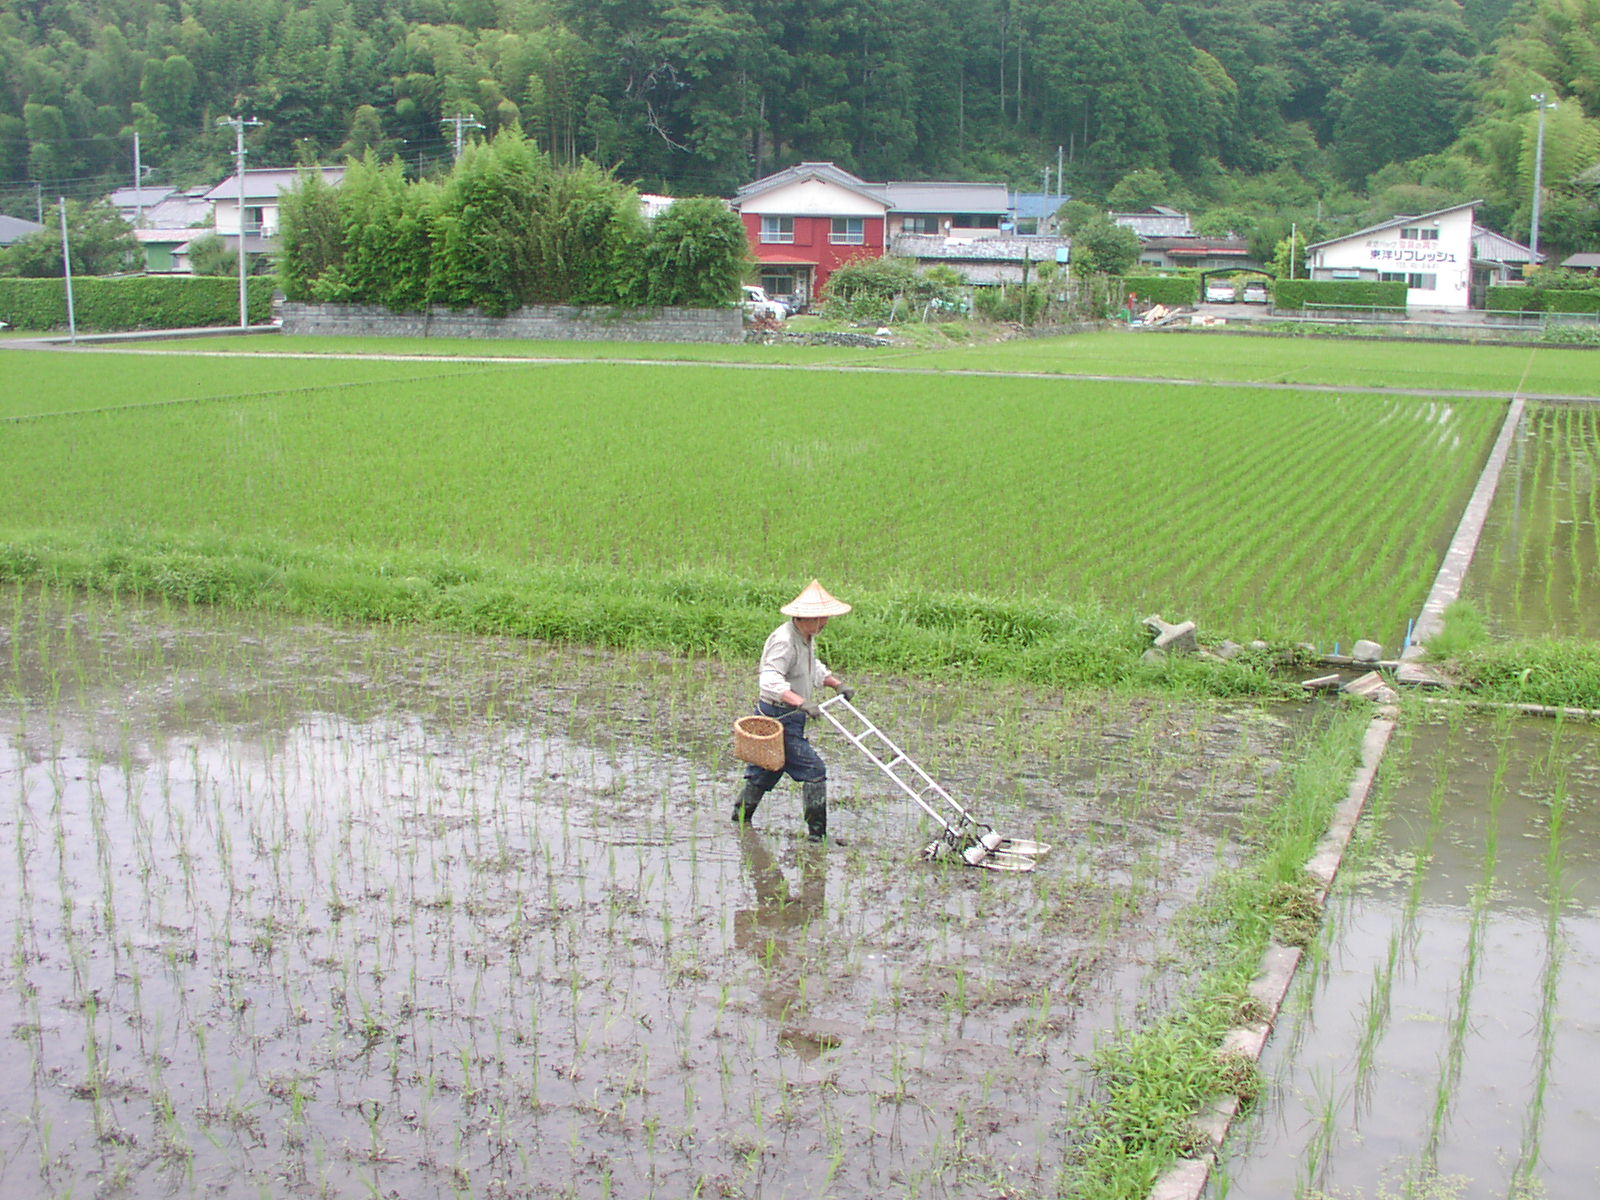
[1157,392,1600,1200]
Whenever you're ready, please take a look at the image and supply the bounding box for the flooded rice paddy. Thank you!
[1213,710,1600,1200]
[1,585,1318,1199]
[1467,403,1600,639]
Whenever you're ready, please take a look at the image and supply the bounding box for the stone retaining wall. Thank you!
[281,302,743,344]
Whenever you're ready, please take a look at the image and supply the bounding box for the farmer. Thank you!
[733,579,854,841]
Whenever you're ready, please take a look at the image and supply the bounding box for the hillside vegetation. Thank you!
[2,0,1598,255]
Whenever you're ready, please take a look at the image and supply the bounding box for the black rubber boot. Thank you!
[802,781,828,842]
[731,780,766,824]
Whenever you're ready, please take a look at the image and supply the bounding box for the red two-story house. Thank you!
[733,162,892,311]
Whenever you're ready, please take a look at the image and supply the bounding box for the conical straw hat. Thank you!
[780,579,852,617]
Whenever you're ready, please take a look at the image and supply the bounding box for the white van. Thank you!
[741,286,788,320]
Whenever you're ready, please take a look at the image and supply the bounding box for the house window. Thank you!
[1381,271,1438,289]
[242,206,265,234]
[830,217,864,244]
[901,215,938,235]
[760,269,797,302]
[1400,226,1440,240]
[952,213,1002,229]
[761,216,794,243]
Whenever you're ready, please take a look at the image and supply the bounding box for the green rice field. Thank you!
[137,330,1600,398]
[1466,403,1600,639]
[1,348,1508,649]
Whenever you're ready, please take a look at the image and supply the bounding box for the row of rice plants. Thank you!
[0,354,1506,650]
[1466,403,1600,639]
[151,332,1600,400]
[0,581,1326,1198]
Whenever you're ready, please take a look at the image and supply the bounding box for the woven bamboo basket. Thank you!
[733,714,785,771]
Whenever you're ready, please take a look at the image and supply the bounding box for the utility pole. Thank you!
[441,113,486,161]
[218,115,261,329]
[59,197,76,343]
[133,132,144,226]
[1530,93,1557,261]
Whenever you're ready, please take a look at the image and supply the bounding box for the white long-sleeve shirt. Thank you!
[757,620,829,703]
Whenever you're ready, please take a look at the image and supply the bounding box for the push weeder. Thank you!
[817,694,1050,871]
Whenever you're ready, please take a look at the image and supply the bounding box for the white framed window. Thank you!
[1401,226,1440,241]
[830,217,864,244]
[901,215,938,235]
[1381,271,1437,288]
[761,215,794,244]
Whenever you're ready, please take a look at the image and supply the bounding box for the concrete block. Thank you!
[1143,614,1199,653]
[1351,639,1384,663]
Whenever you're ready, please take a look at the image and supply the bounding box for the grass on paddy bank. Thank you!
[1060,703,1373,1196]
[8,532,1595,710]
[125,327,1600,397]
[0,529,1300,700]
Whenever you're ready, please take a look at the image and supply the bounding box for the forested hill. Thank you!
[2,0,1598,251]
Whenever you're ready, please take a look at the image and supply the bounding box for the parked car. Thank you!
[741,285,788,321]
[1240,280,1269,304]
[1204,280,1236,303]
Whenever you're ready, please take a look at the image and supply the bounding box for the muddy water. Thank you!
[0,586,1316,1199]
[1214,711,1600,1199]
[1467,403,1600,639]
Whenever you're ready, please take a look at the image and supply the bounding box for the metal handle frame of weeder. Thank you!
[816,694,1050,871]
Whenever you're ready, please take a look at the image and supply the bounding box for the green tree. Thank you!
[428,129,547,315]
[0,199,137,277]
[277,165,349,301]
[1069,218,1141,276]
[643,196,747,306]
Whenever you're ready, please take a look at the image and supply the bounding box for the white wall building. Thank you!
[203,166,345,250]
[1305,202,1484,309]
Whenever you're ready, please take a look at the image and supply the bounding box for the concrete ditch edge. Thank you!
[1404,395,1526,655]
[1149,712,1397,1200]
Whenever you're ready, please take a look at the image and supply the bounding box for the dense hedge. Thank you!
[1123,276,1198,306]
[1271,279,1407,311]
[0,276,273,331]
[1546,290,1600,314]
[1485,285,1539,312]
[1486,286,1600,314]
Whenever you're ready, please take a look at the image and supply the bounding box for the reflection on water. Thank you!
[1216,714,1600,1199]
[1467,404,1600,638]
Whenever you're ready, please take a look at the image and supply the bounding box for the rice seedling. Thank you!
[1,354,1505,653]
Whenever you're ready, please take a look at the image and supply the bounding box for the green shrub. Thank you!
[1272,279,1407,311]
[0,275,273,331]
[971,282,1047,323]
[1545,289,1600,314]
[1123,276,1198,306]
[1486,284,1539,313]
